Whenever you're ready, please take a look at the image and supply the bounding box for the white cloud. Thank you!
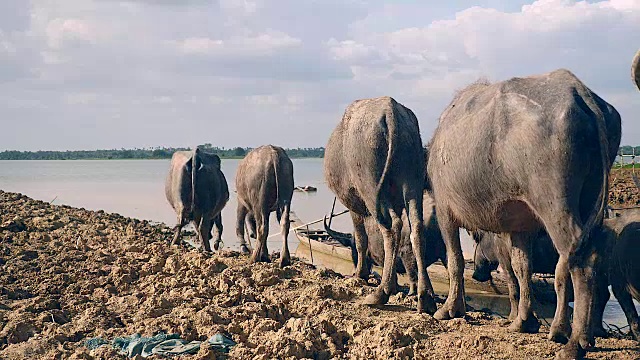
[0,0,638,150]
[45,18,96,49]
[178,31,302,57]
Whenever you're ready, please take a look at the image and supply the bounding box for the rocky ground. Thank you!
[1,176,640,359]
[609,168,640,207]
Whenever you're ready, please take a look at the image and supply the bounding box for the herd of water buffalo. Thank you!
[163,51,640,359]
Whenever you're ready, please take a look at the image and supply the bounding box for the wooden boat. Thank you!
[288,210,563,322]
[289,210,354,263]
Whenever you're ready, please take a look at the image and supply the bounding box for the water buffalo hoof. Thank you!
[554,341,586,360]
[417,293,437,315]
[507,315,540,334]
[407,284,417,296]
[213,240,223,251]
[279,256,291,268]
[549,324,571,344]
[630,323,640,341]
[240,244,250,255]
[356,267,370,281]
[250,252,269,264]
[593,325,608,338]
[363,287,390,306]
[433,299,466,320]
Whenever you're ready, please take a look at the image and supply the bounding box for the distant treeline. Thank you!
[0,144,325,160]
[619,146,640,156]
[2,144,635,160]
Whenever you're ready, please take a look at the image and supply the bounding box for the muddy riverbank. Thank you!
[0,190,639,359]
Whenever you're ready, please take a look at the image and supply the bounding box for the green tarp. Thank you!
[84,332,236,357]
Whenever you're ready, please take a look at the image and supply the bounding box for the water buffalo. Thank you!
[471,229,558,286]
[235,145,294,267]
[598,207,640,341]
[324,96,435,314]
[165,148,229,252]
[426,70,621,359]
[632,49,640,91]
[470,229,614,336]
[324,191,447,296]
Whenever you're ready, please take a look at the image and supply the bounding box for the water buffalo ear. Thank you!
[212,154,221,167]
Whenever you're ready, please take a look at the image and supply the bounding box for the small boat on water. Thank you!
[289,210,354,263]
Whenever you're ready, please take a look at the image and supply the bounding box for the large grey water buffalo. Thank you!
[324,191,447,296]
[165,148,229,252]
[324,96,436,314]
[235,145,294,267]
[426,70,621,359]
[632,49,640,91]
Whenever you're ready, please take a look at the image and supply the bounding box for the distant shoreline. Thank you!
[0,156,324,161]
[0,146,325,160]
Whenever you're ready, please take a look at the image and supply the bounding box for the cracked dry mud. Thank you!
[0,186,639,359]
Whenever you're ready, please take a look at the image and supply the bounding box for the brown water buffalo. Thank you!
[426,70,621,359]
[235,145,294,268]
[165,148,229,252]
[324,191,447,296]
[324,96,436,314]
[632,49,640,91]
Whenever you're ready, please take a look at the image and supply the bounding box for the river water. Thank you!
[0,159,635,329]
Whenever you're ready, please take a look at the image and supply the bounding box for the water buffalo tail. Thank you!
[575,110,611,255]
[374,103,397,230]
[191,147,201,211]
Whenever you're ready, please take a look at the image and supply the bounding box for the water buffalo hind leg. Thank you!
[406,193,437,314]
[611,279,640,340]
[549,255,572,344]
[495,238,520,321]
[279,203,291,268]
[433,207,466,320]
[507,232,540,333]
[351,212,370,280]
[250,211,270,263]
[544,212,596,360]
[363,209,402,306]
[198,216,213,252]
[172,211,186,245]
[212,214,223,251]
[236,204,250,255]
[592,261,610,339]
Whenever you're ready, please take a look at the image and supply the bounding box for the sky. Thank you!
[0,0,638,151]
